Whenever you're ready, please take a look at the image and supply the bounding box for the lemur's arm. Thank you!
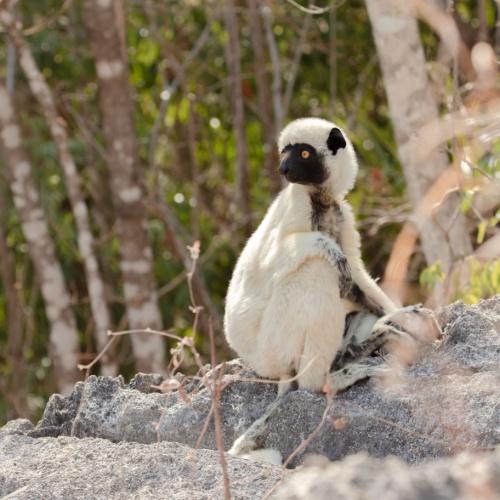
[338,201,397,315]
[271,232,352,296]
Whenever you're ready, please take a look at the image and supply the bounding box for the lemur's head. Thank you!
[278,118,358,197]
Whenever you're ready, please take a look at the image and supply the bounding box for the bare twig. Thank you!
[148,24,212,167]
[194,403,216,449]
[261,4,284,132]
[329,4,337,115]
[247,0,282,194]
[77,336,118,379]
[212,363,231,499]
[283,389,334,468]
[108,328,182,341]
[196,320,232,499]
[20,0,72,36]
[412,0,476,81]
[150,201,222,331]
[282,13,312,118]
[224,0,252,237]
[285,0,344,15]
[347,55,377,130]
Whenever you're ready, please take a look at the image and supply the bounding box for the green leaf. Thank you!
[477,220,487,244]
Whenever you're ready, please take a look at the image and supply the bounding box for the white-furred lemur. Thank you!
[224,118,440,462]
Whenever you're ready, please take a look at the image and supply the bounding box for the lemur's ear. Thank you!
[327,127,347,155]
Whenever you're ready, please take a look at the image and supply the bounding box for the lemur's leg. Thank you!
[228,378,291,462]
[332,311,380,371]
[293,258,346,391]
[332,311,418,371]
[330,356,391,392]
[253,255,347,391]
[330,306,441,391]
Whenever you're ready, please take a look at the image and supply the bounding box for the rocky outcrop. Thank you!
[0,297,499,498]
[0,422,499,499]
[24,297,500,465]
[0,429,283,499]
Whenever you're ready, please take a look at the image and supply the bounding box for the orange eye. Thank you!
[301,150,310,159]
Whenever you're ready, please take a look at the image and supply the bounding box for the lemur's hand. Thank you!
[314,236,353,297]
[336,253,353,298]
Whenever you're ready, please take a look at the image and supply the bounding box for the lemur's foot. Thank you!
[330,356,391,392]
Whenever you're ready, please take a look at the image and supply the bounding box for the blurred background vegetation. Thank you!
[0,0,498,424]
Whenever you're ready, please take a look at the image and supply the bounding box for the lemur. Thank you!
[224,118,440,462]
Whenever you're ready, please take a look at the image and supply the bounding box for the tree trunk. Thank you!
[0,81,80,394]
[0,10,118,376]
[224,0,252,235]
[247,0,282,196]
[0,183,27,417]
[82,0,165,372]
[365,0,472,275]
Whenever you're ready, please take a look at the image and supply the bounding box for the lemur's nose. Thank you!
[279,163,289,175]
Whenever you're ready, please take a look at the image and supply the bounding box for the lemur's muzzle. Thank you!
[279,162,289,176]
[279,150,291,176]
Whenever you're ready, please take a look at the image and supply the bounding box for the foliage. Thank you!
[456,258,500,304]
[419,262,446,290]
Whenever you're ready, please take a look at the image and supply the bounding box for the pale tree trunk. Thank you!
[0,183,26,417]
[365,0,472,276]
[0,10,118,376]
[224,0,252,235]
[82,0,165,373]
[247,0,282,196]
[0,82,80,394]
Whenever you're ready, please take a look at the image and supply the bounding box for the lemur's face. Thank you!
[279,143,327,185]
[278,118,357,195]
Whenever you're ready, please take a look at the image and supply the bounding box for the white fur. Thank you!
[238,448,283,465]
[224,118,396,392]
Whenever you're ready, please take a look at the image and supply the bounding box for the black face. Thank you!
[279,143,328,185]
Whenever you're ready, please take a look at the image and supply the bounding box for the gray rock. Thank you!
[128,372,165,393]
[12,296,500,466]
[0,418,34,436]
[274,448,500,499]
[0,433,283,499]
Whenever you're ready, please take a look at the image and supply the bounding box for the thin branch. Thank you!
[283,390,334,467]
[282,13,312,118]
[211,361,231,499]
[148,24,212,167]
[261,4,283,132]
[108,328,182,341]
[347,55,377,130]
[328,4,337,114]
[77,336,118,378]
[285,0,343,15]
[20,0,73,36]
[6,37,16,93]
[195,403,216,449]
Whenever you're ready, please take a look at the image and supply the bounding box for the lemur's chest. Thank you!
[309,194,343,244]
